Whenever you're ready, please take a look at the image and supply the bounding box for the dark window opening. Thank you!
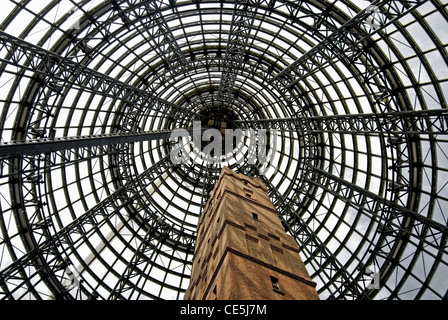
[213,285,217,300]
[270,276,284,294]
[244,188,253,199]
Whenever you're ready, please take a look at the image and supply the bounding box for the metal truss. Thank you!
[0,31,199,135]
[1,0,447,301]
[218,0,259,102]
[0,145,122,185]
[270,0,428,88]
[248,0,445,298]
[0,129,192,157]
[304,164,448,299]
[48,0,189,90]
[0,155,194,299]
[231,109,448,135]
[0,149,130,299]
[108,216,175,300]
[116,0,189,78]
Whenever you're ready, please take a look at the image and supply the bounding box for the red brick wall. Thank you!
[184,167,319,300]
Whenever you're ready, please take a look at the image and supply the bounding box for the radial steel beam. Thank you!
[231,109,448,134]
[303,165,448,299]
[108,217,175,300]
[0,156,194,299]
[0,128,192,157]
[270,0,428,88]
[217,0,259,101]
[0,31,200,120]
[140,0,188,67]
[307,164,448,245]
[114,0,188,80]
[305,164,448,299]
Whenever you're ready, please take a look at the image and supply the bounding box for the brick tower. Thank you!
[184,167,319,300]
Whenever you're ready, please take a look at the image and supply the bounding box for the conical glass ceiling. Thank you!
[0,0,447,300]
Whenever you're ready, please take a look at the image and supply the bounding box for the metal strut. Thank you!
[231,109,448,135]
[0,128,192,157]
[0,31,201,123]
[304,164,448,299]
[270,0,428,88]
[0,156,195,299]
[217,0,259,102]
[108,217,175,300]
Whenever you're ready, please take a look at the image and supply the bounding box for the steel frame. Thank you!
[217,0,259,102]
[0,0,447,300]
[231,110,448,135]
[270,0,427,89]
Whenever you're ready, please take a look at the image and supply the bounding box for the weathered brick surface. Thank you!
[184,167,319,300]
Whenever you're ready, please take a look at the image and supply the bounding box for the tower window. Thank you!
[212,285,218,300]
[244,188,253,199]
[252,212,259,220]
[270,276,283,294]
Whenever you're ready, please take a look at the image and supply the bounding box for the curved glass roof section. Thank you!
[0,0,447,300]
